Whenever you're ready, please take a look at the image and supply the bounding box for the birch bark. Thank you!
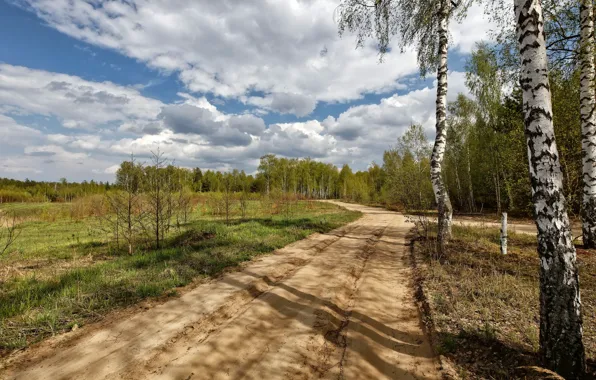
[514,0,585,377]
[430,0,453,250]
[580,0,596,248]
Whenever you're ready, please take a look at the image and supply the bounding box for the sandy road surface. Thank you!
[452,219,537,235]
[2,202,440,380]
[453,218,583,238]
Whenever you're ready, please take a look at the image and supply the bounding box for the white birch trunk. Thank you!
[431,0,453,251]
[580,0,596,249]
[500,212,507,255]
[514,1,585,377]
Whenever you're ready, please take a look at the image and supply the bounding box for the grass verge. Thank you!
[411,223,595,379]
[0,201,360,355]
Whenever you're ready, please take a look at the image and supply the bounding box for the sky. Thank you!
[0,0,496,182]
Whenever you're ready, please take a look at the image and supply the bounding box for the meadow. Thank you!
[0,195,361,354]
[412,222,596,378]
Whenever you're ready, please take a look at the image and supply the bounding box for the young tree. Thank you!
[174,179,193,229]
[192,167,203,193]
[397,124,433,209]
[258,154,277,195]
[466,45,509,214]
[221,173,234,225]
[114,154,144,254]
[579,0,596,248]
[445,95,476,213]
[145,149,169,249]
[514,0,585,377]
[0,212,21,256]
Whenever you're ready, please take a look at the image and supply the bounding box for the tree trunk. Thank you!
[454,156,464,209]
[514,1,585,377]
[580,0,596,249]
[500,212,507,255]
[431,0,452,251]
[466,143,475,213]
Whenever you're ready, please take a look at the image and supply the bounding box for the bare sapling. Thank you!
[239,191,249,220]
[145,148,170,249]
[176,188,192,228]
[0,212,22,256]
[222,174,234,225]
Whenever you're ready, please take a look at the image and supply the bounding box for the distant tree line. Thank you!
[0,177,111,203]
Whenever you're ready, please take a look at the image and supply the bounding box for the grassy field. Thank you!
[412,223,596,379]
[0,198,361,355]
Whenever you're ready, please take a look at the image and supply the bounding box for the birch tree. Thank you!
[431,0,453,248]
[514,0,585,377]
[579,0,596,248]
[337,0,471,250]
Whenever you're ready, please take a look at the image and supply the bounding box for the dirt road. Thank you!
[453,219,537,235]
[2,202,440,380]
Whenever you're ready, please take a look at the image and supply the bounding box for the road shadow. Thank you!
[213,271,436,379]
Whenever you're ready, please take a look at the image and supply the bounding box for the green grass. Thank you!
[0,199,360,354]
[0,202,71,220]
[413,223,596,378]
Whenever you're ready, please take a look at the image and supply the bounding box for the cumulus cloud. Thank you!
[14,0,422,104]
[158,103,265,147]
[450,3,497,53]
[259,121,336,158]
[247,93,317,117]
[0,64,163,130]
[159,104,220,135]
[0,114,44,144]
[0,158,43,174]
[228,114,266,135]
[16,0,492,108]
[324,72,469,142]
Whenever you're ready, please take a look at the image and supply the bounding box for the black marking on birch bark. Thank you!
[525,106,553,122]
[520,40,540,55]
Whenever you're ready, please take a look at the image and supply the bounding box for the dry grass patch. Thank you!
[412,223,596,379]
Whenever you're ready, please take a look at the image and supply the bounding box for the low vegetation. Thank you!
[0,197,360,355]
[411,222,596,378]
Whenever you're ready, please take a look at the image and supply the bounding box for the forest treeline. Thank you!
[0,49,584,218]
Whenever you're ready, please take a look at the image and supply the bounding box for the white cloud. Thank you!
[0,158,42,175]
[16,0,486,108]
[0,114,44,144]
[0,64,163,130]
[103,164,121,175]
[246,93,317,117]
[450,3,496,53]
[325,71,469,142]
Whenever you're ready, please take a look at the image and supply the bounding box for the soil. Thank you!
[1,202,441,380]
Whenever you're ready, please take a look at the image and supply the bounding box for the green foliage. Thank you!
[382,124,434,210]
[0,177,110,203]
[442,43,584,217]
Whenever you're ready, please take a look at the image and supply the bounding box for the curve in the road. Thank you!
[3,202,441,380]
